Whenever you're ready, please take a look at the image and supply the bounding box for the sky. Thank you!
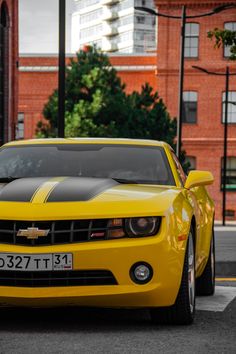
[19,0,76,54]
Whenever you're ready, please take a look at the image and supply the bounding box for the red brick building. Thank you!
[18,0,236,221]
[18,54,158,138]
[155,0,236,220]
[0,0,18,144]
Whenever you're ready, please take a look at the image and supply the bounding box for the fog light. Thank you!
[130,262,153,284]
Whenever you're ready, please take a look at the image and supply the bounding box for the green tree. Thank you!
[119,83,177,145]
[208,28,236,60]
[37,45,188,169]
[38,45,127,137]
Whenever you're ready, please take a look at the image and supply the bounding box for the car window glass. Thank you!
[0,144,176,186]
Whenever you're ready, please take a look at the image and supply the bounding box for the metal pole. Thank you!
[222,66,229,226]
[176,5,186,158]
[58,0,66,138]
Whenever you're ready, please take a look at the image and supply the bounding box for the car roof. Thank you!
[4,138,171,149]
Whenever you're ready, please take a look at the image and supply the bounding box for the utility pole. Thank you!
[222,66,229,226]
[176,5,186,158]
[58,0,66,138]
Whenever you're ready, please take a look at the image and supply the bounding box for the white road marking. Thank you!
[214,226,236,231]
[196,286,236,312]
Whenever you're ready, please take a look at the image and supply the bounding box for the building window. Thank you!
[185,156,196,173]
[117,31,133,44]
[75,0,99,11]
[117,0,133,12]
[135,15,145,24]
[222,91,236,123]
[118,15,133,27]
[224,22,236,58]
[184,23,199,58]
[80,24,102,40]
[135,14,155,26]
[221,157,236,190]
[16,113,24,140]
[135,0,154,8]
[183,91,198,123]
[80,8,102,25]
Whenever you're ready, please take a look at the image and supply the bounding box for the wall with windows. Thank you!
[71,0,157,54]
[155,0,236,221]
[0,0,18,145]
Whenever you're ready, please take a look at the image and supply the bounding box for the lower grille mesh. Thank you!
[0,270,118,287]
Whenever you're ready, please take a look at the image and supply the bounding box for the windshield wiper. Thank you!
[0,177,22,183]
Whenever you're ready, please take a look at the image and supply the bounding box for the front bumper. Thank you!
[0,221,186,308]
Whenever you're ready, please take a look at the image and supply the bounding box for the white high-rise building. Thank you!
[71,0,156,53]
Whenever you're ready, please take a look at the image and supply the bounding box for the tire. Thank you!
[150,228,195,325]
[196,230,215,296]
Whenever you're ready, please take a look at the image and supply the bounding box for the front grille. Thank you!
[0,219,120,246]
[0,270,117,287]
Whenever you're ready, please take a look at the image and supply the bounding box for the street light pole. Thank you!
[176,5,186,158]
[58,0,66,138]
[222,66,229,226]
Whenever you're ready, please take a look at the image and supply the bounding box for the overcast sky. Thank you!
[19,0,76,54]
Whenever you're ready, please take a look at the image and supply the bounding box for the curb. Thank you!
[216,261,236,276]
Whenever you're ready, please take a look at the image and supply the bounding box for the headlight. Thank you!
[125,217,161,237]
[107,217,161,239]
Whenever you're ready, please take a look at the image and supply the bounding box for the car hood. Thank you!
[0,177,181,220]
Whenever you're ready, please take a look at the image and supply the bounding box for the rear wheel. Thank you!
[196,231,215,296]
[150,228,195,325]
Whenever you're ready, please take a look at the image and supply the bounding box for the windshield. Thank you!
[0,144,175,185]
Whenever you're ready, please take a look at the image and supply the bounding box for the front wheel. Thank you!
[150,228,195,325]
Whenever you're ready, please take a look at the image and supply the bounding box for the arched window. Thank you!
[0,2,9,145]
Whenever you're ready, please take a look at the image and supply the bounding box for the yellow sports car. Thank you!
[0,138,214,325]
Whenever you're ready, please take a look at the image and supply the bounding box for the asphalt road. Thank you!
[1,228,235,354]
[0,286,236,354]
[215,227,236,276]
[215,229,236,262]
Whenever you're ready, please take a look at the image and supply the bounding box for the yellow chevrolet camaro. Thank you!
[0,138,215,325]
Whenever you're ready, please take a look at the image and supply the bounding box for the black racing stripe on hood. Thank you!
[46,177,119,202]
[0,178,49,202]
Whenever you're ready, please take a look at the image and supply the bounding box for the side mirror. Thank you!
[184,171,214,190]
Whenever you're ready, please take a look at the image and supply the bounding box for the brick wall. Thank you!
[155,0,236,220]
[18,54,158,137]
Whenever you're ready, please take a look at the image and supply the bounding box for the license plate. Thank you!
[0,253,73,271]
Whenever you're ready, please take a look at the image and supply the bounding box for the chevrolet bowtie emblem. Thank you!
[17,227,50,240]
